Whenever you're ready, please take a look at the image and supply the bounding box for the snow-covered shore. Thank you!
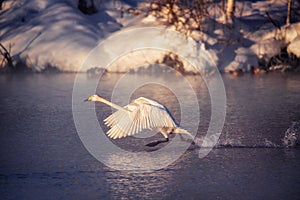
[0,0,299,73]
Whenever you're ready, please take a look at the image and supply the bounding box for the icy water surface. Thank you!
[0,72,300,199]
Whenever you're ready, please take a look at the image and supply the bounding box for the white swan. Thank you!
[85,94,194,146]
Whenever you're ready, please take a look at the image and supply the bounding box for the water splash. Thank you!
[219,138,245,148]
[192,122,300,148]
[282,121,300,148]
[263,138,280,148]
[192,137,282,148]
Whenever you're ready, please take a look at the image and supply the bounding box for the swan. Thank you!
[85,94,194,147]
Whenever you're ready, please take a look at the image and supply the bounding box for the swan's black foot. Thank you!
[146,138,169,147]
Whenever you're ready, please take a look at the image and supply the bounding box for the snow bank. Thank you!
[251,22,300,62]
[81,27,218,74]
[251,38,285,61]
[287,36,300,58]
[284,23,300,58]
[0,0,113,71]
[224,21,300,72]
[1,0,299,73]
[1,0,218,73]
[225,47,259,72]
[0,0,217,73]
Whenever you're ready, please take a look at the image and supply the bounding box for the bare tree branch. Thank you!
[0,43,14,69]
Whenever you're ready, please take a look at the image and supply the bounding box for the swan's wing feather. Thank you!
[103,101,177,139]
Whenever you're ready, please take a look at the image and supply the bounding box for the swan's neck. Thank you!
[96,97,128,112]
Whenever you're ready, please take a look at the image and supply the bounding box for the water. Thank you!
[0,72,300,199]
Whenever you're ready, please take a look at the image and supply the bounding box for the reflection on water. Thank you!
[0,72,300,199]
[105,169,174,199]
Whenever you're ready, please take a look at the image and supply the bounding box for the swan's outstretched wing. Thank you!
[103,99,177,139]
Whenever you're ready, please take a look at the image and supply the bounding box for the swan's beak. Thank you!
[84,96,92,102]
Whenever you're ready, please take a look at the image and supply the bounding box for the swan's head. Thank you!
[84,94,101,102]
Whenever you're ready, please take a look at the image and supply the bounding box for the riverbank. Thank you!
[0,0,300,73]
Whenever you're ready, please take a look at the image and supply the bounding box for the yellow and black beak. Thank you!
[84,96,92,102]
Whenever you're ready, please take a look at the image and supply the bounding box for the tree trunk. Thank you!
[226,0,235,24]
[0,0,4,10]
[78,0,97,15]
[222,0,226,12]
[286,0,292,25]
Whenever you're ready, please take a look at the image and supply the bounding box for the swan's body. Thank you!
[85,94,194,146]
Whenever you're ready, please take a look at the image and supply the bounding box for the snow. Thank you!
[1,0,300,73]
[287,36,300,58]
[251,38,285,61]
[1,0,103,71]
[226,47,259,72]
[249,22,300,65]
[81,26,217,74]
